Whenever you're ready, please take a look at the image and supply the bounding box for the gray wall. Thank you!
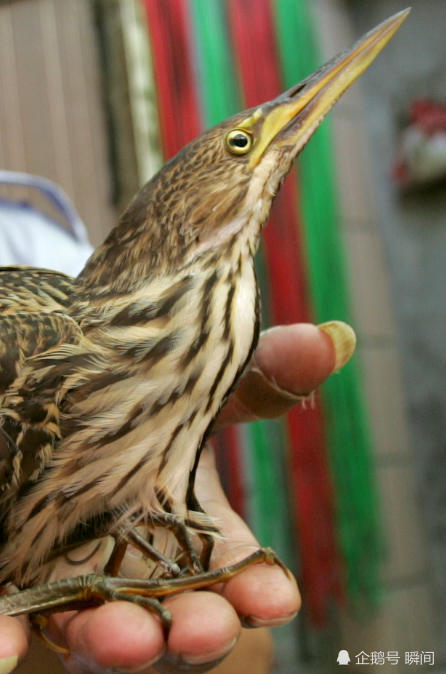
[348,0,446,664]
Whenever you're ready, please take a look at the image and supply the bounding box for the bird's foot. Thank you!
[0,546,285,617]
[97,546,289,598]
[118,525,182,577]
[0,572,173,655]
[0,547,287,654]
[150,511,205,574]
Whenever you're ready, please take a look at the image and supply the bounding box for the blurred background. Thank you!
[0,0,444,672]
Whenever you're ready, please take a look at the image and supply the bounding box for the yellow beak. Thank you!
[249,8,410,168]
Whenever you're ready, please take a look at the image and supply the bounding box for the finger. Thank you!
[216,321,356,427]
[195,449,301,627]
[155,592,240,672]
[52,592,239,674]
[52,602,164,673]
[0,616,29,673]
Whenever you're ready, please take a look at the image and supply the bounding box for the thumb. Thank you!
[215,321,356,428]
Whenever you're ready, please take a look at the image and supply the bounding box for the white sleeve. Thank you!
[0,202,93,276]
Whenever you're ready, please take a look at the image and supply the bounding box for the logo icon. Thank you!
[337,650,351,665]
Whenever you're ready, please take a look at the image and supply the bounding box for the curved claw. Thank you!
[31,613,70,656]
[95,581,172,631]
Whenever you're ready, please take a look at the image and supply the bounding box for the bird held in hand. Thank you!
[0,10,409,627]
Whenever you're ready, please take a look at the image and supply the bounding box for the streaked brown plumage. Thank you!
[0,11,408,618]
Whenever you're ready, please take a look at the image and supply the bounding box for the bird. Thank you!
[0,10,409,628]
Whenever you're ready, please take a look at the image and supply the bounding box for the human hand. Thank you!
[0,321,355,673]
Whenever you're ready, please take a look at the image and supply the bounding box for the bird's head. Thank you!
[80,9,409,290]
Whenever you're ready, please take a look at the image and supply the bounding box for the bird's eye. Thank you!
[225,129,253,155]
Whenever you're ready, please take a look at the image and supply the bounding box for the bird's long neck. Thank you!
[76,152,270,299]
[74,195,264,325]
[72,212,262,346]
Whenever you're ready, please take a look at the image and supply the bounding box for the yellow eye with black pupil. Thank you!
[225,129,253,155]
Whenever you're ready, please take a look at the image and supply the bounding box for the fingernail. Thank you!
[0,656,18,674]
[120,656,163,673]
[318,321,356,372]
[158,637,238,670]
[183,636,238,665]
[71,656,163,674]
[242,611,298,628]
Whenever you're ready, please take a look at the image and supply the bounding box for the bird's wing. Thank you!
[0,266,81,499]
[0,311,82,396]
[0,310,83,498]
[0,264,78,395]
[0,266,75,314]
